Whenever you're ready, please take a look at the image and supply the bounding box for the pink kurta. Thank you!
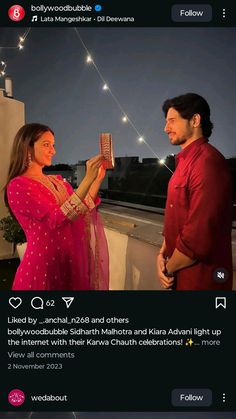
[7,175,109,290]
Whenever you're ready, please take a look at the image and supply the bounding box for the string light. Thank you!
[1,28,173,174]
[0,28,30,50]
[18,35,25,50]
[0,28,31,76]
[86,54,93,63]
[0,61,6,77]
[74,28,173,174]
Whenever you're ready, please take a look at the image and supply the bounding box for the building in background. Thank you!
[0,79,25,259]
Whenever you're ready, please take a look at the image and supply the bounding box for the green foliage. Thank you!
[0,215,26,245]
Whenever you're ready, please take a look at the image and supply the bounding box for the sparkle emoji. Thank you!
[185,338,194,347]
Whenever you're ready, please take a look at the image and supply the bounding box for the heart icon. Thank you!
[9,297,22,309]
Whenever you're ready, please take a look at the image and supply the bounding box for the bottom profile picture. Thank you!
[8,389,25,406]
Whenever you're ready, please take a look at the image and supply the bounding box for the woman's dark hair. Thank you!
[162,92,213,138]
[3,123,54,208]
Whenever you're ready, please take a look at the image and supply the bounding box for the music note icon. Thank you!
[31,15,38,22]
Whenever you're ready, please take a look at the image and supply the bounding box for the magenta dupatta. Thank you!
[7,175,109,290]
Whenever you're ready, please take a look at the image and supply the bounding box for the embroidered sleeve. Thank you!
[84,193,101,210]
[7,178,88,229]
[61,192,87,220]
[83,193,96,210]
[56,177,99,212]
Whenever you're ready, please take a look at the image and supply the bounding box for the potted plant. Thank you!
[0,215,26,259]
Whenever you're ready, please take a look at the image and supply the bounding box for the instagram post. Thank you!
[0,0,236,416]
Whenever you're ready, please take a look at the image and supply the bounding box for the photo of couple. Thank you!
[0,28,235,291]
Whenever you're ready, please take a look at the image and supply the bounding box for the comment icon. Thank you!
[31,296,44,310]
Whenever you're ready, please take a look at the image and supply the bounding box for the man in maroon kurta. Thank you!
[157,93,233,290]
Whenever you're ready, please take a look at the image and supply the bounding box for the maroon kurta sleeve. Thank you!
[176,154,232,261]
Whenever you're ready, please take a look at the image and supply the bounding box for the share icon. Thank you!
[62,297,74,308]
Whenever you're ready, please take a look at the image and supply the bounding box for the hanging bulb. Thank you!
[122,116,128,122]
[86,55,92,63]
[103,83,109,90]
[19,36,25,43]
[159,159,165,165]
[18,44,24,50]
[138,137,144,143]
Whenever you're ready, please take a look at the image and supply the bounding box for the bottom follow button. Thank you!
[172,388,212,406]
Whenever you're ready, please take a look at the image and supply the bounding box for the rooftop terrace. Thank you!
[0,202,235,291]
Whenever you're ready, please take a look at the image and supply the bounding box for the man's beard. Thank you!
[170,137,188,146]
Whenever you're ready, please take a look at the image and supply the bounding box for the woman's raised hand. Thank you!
[85,155,104,183]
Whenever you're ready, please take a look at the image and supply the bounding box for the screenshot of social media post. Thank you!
[0,291,236,414]
[0,0,236,417]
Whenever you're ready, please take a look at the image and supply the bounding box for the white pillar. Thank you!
[0,88,25,259]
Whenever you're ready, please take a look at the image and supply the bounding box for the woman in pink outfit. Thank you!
[4,123,109,290]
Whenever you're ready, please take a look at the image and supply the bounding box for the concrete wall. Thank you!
[104,228,160,290]
[0,89,25,259]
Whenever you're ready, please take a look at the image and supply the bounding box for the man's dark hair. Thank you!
[162,92,213,138]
